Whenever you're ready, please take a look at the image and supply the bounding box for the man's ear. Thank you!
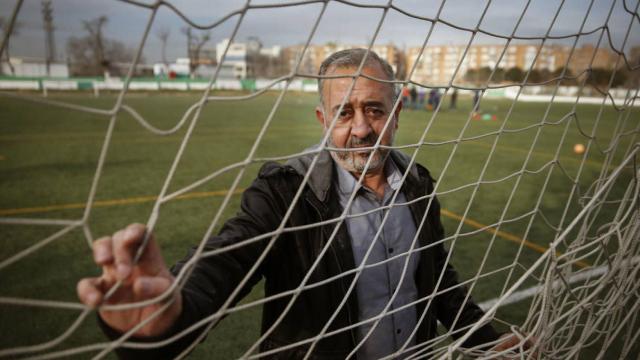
[393,98,402,130]
[315,106,326,128]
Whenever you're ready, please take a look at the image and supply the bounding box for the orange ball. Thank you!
[573,143,585,155]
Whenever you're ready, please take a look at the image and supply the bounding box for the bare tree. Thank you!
[156,26,170,66]
[181,26,210,77]
[42,0,57,76]
[67,16,142,77]
[82,16,109,75]
[0,17,22,75]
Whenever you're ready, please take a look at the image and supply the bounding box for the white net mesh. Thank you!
[1,0,639,359]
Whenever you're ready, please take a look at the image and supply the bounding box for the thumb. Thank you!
[133,276,174,301]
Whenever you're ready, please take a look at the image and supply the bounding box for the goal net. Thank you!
[1,0,639,359]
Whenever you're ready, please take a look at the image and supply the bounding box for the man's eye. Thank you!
[366,108,385,117]
[338,110,352,119]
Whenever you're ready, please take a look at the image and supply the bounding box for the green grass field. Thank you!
[0,90,638,359]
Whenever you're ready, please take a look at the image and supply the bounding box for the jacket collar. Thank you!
[286,145,421,203]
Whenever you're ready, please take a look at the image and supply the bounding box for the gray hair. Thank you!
[317,48,398,105]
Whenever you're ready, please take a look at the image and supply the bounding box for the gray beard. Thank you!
[327,132,394,174]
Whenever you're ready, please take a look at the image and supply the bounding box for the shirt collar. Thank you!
[335,157,403,196]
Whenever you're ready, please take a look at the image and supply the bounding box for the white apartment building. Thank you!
[216,39,282,79]
[216,39,250,79]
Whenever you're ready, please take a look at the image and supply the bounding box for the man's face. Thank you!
[316,65,401,175]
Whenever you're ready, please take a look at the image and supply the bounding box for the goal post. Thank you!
[0,0,639,359]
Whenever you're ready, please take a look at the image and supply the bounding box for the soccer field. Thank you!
[0,91,638,358]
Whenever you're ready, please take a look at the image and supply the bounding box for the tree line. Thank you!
[464,65,639,89]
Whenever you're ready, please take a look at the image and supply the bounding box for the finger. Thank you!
[112,224,147,280]
[133,276,173,300]
[125,222,148,237]
[93,236,113,265]
[125,223,166,275]
[523,335,537,349]
[77,277,104,308]
[493,334,520,351]
[112,229,131,279]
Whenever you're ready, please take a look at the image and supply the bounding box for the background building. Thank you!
[216,39,250,79]
[406,44,619,86]
[1,57,69,77]
[282,43,404,78]
[215,38,283,79]
[567,44,618,74]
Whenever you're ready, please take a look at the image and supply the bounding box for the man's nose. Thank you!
[351,111,372,139]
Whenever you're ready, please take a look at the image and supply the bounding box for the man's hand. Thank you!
[491,331,539,359]
[77,223,182,337]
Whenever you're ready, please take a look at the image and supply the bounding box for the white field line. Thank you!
[479,256,640,311]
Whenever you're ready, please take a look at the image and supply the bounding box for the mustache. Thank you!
[347,133,379,148]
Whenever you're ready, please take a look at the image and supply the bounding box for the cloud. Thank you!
[2,0,638,63]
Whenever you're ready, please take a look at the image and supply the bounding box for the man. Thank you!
[450,88,458,110]
[409,85,417,110]
[77,49,526,359]
[473,89,481,113]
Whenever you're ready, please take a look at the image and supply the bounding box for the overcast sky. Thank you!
[2,0,639,63]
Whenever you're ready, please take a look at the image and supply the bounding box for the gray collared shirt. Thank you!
[335,159,419,359]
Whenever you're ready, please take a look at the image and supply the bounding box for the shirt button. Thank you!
[388,248,394,254]
[396,329,402,334]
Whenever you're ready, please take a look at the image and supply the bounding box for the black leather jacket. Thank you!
[103,149,498,359]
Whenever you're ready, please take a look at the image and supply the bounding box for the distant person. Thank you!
[428,88,436,110]
[433,89,441,109]
[409,85,418,110]
[450,88,458,109]
[473,89,482,112]
[401,86,410,106]
[418,86,426,110]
